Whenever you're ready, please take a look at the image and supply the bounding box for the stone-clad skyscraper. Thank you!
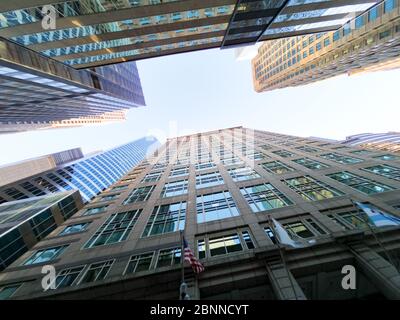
[1,127,399,300]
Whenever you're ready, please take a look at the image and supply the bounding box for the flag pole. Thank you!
[180,230,185,284]
[350,199,397,270]
[268,215,299,300]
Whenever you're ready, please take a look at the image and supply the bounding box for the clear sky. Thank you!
[0,48,399,166]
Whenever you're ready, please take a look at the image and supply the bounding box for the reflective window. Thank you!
[142,202,186,237]
[362,164,400,181]
[284,176,343,201]
[320,153,363,164]
[195,162,216,171]
[123,186,155,204]
[83,205,108,216]
[272,150,296,158]
[24,245,68,265]
[196,172,224,189]
[169,166,189,178]
[327,171,394,194]
[125,252,154,274]
[209,234,243,257]
[0,284,22,300]
[240,183,293,212]
[59,223,90,235]
[228,166,261,182]
[261,160,294,174]
[80,260,114,284]
[141,171,163,183]
[373,154,400,161]
[156,248,182,268]
[161,180,188,198]
[84,210,141,248]
[54,266,85,289]
[293,158,329,170]
[196,191,239,223]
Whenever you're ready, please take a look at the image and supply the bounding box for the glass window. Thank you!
[84,210,141,248]
[169,166,189,178]
[350,150,372,156]
[195,162,216,171]
[161,180,188,197]
[384,0,395,13]
[242,231,255,249]
[196,191,239,223]
[59,223,90,235]
[264,227,278,244]
[293,158,329,170]
[142,202,186,237]
[141,171,163,183]
[355,16,364,29]
[272,150,295,158]
[362,164,400,181]
[24,245,68,265]
[196,172,224,189]
[221,156,244,166]
[123,185,155,204]
[326,209,371,230]
[55,266,85,289]
[284,176,343,201]
[327,171,394,195]
[373,154,400,161]
[79,260,114,284]
[156,248,181,268]
[125,252,154,274]
[83,205,108,216]
[197,239,206,259]
[209,234,243,257]
[0,284,22,300]
[261,160,294,174]
[240,183,293,212]
[320,153,363,164]
[283,221,315,239]
[228,166,261,182]
[368,6,379,21]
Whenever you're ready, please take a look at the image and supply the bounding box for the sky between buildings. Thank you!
[0,47,399,166]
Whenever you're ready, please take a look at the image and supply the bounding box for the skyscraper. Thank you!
[0,1,381,68]
[0,136,159,204]
[252,0,400,92]
[0,190,83,271]
[0,37,145,134]
[1,127,399,300]
[342,132,400,154]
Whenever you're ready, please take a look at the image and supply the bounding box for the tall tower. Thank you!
[1,127,399,300]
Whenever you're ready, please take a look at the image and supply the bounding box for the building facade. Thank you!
[0,191,83,272]
[0,37,145,134]
[0,0,381,69]
[342,132,400,154]
[252,0,400,92]
[0,127,400,300]
[0,137,159,204]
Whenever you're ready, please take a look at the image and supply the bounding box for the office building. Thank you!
[0,190,83,271]
[1,127,400,300]
[252,0,400,92]
[342,132,400,154]
[0,148,83,187]
[0,37,145,134]
[0,0,382,69]
[0,136,159,204]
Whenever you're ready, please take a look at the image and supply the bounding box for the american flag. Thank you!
[183,237,204,274]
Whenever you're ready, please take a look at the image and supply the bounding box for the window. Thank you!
[384,0,395,13]
[142,202,186,237]
[293,158,329,170]
[161,180,188,198]
[350,150,371,156]
[355,15,364,29]
[272,150,295,158]
[84,205,108,216]
[195,162,216,171]
[125,252,154,274]
[79,260,114,284]
[373,154,400,161]
[156,248,181,268]
[240,184,293,212]
[222,156,244,166]
[320,153,363,164]
[24,245,68,265]
[284,221,318,239]
[296,146,320,153]
[209,234,243,257]
[368,6,379,21]
[323,38,330,46]
[29,209,56,241]
[123,185,155,204]
[169,166,189,178]
[0,284,22,300]
[261,160,294,174]
[84,210,141,248]
[242,231,255,249]
[363,164,400,181]
[112,185,128,191]
[327,171,394,194]
[59,223,90,235]
[196,172,224,189]
[326,209,371,230]
[245,151,265,161]
[99,194,119,202]
[142,171,163,183]
[196,191,239,223]
[264,227,278,244]
[54,266,85,289]
[228,167,261,182]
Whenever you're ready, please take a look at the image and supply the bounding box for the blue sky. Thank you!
[0,47,399,166]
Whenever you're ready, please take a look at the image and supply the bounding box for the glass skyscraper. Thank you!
[0,136,160,203]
